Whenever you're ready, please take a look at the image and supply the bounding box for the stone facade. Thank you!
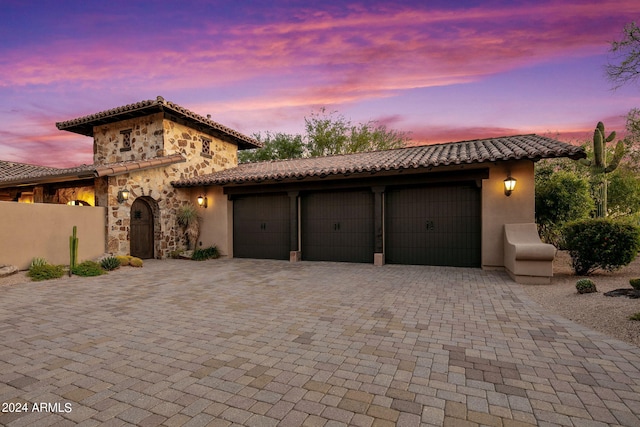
[99,114,238,258]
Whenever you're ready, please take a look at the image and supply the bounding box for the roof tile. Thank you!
[172,134,585,187]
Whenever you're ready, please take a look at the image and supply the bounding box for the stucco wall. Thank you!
[186,186,232,256]
[481,160,536,269]
[0,201,106,270]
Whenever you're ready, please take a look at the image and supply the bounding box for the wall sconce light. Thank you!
[117,189,130,203]
[197,195,208,208]
[504,176,517,197]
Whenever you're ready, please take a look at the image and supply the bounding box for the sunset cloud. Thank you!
[0,0,638,166]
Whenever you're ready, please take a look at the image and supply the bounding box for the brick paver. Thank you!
[1,259,639,426]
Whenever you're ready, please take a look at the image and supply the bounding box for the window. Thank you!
[201,137,212,158]
[120,129,132,152]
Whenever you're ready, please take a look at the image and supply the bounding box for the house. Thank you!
[172,135,585,274]
[0,96,260,259]
[1,97,586,282]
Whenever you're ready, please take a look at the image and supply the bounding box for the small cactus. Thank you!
[69,226,79,276]
[129,257,144,267]
[115,255,130,266]
[629,278,640,290]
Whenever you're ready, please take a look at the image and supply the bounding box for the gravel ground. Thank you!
[522,251,640,348]
[2,254,639,348]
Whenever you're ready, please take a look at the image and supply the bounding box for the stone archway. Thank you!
[130,198,156,259]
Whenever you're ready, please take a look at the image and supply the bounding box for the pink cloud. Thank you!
[2,0,636,103]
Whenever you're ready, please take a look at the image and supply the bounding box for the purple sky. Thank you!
[1,0,639,167]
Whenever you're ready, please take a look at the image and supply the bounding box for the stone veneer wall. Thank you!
[101,116,238,258]
[93,113,165,166]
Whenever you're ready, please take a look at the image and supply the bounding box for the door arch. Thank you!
[130,198,154,259]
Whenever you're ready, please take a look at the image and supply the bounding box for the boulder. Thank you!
[0,265,19,277]
[604,288,640,299]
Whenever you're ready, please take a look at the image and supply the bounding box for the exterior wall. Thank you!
[186,186,232,256]
[481,160,536,269]
[100,117,238,258]
[0,201,106,270]
[202,160,537,268]
[93,113,166,165]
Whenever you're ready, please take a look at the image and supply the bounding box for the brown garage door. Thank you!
[301,190,374,263]
[233,194,290,260]
[386,184,481,267]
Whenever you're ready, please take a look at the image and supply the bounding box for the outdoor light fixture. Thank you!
[117,189,130,203]
[197,195,208,208]
[504,176,517,197]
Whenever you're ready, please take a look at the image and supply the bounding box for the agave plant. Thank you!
[176,203,200,250]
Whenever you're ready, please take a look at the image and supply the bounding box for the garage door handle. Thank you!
[333,222,341,231]
[261,223,267,230]
[425,220,434,230]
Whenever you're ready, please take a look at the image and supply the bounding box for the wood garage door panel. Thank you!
[386,184,480,267]
[302,190,374,263]
[233,194,290,260]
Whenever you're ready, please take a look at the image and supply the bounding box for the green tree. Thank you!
[305,109,410,157]
[606,22,640,89]
[535,168,594,246]
[238,109,411,163]
[238,132,304,163]
[607,166,640,219]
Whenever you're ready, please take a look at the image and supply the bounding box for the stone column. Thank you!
[288,191,301,262]
[372,186,385,266]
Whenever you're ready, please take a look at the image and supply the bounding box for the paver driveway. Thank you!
[1,259,639,427]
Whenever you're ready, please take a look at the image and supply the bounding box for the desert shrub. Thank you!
[28,264,65,281]
[563,218,640,275]
[192,246,220,261]
[169,250,184,259]
[629,278,640,290]
[630,312,640,321]
[116,255,130,266]
[100,256,120,271]
[72,261,105,277]
[129,257,144,267]
[576,279,597,294]
[29,257,48,268]
[535,169,594,247]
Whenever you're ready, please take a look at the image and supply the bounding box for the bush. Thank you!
[29,257,48,269]
[630,278,640,290]
[535,170,594,247]
[630,312,640,321]
[129,257,143,267]
[169,250,184,259]
[192,246,220,261]
[72,261,105,277]
[28,264,65,281]
[563,218,640,275]
[100,256,120,271]
[116,255,130,266]
[576,279,597,294]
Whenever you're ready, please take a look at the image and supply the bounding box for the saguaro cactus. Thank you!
[578,122,624,217]
[69,226,78,276]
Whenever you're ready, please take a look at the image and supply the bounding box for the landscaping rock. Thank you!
[0,265,19,277]
[604,288,640,299]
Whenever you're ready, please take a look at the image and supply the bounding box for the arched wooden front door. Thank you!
[130,198,154,259]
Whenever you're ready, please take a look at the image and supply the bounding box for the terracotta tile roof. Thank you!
[56,96,261,150]
[0,155,186,188]
[172,134,586,187]
[0,160,60,181]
